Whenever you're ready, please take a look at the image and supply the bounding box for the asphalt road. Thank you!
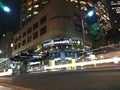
[1,70,120,90]
[0,85,13,90]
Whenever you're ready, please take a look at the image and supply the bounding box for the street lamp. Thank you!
[3,6,10,12]
[0,2,11,13]
[0,50,2,54]
[82,10,94,51]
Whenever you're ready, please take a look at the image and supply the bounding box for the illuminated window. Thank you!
[33,11,39,15]
[69,0,79,3]
[27,1,32,5]
[11,43,13,47]
[79,1,86,4]
[29,14,31,17]
[107,17,110,20]
[34,0,38,2]
[42,1,49,5]
[27,15,32,18]
[96,12,99,15]
[87,2,93,7]
[97,1,101,7]
[81,6,87,11]
[70,0,77,2]
[75,0,78,3]
[103,9,106,13]
[28,7,32,11]
[73,0,78,3]
[34,5,39,8]
[103,15,107,18]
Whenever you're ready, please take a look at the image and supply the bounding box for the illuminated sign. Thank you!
[43,40,78,47]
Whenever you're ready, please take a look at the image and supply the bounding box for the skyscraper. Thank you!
[20,0,51,27]
[106,0,120,30]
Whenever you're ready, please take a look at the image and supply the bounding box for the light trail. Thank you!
[44,57,120,70]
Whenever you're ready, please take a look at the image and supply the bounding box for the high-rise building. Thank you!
[20,0,51,27]
[12,0,111,65]
[106,0,120,30]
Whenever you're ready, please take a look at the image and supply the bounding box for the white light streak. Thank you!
[44,57,120,70]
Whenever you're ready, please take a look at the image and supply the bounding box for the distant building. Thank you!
[0,32,13,69]
[106,0,120,30]
[20,0,51,28]
[0,32,13,58]
[12,0,111,64]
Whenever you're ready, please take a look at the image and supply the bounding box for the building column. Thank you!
[20,61,28,74]
[49,60,55,71]
[71,59,76,70]
[75,53,78,61]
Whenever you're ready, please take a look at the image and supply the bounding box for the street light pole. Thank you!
[82,10,94,52]
[82,18,86,51]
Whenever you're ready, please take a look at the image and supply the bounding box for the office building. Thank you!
[106,0,120,30]
[12,0,111,65]
[20,0,51,27]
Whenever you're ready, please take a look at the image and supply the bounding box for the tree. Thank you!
[88,23,101,49]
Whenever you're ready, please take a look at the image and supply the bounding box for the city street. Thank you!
[1,70,120,90]
[0,0,120,90]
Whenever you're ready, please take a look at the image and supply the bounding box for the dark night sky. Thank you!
[0,0,20,37]
[0,0,119,38]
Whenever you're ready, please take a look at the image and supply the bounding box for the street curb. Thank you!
[0,83,33,90]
